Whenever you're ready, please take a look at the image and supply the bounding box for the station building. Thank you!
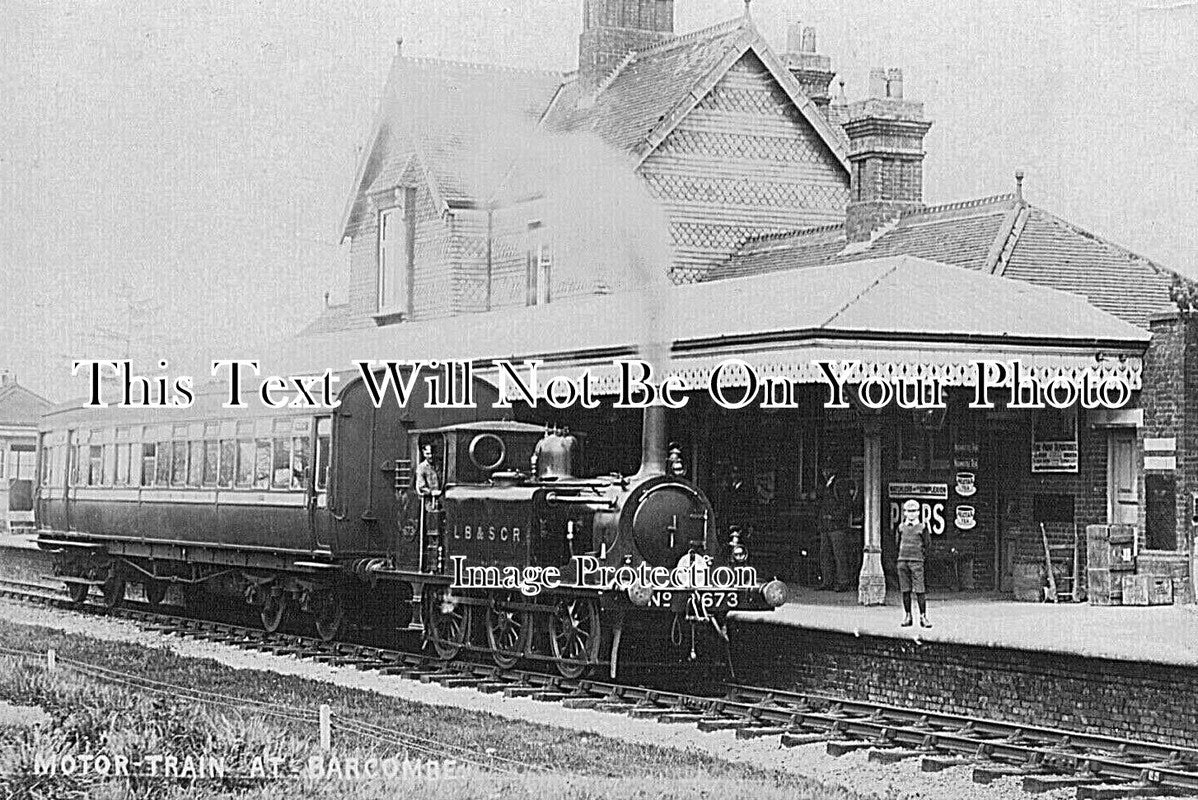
[297,0,1198,603]
[0,372,52,533]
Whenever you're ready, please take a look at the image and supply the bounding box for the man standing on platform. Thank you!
[817,464,853,591]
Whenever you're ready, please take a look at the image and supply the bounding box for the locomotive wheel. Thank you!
[66,580,89,607]
[100,575,126,611]
[424,588,471,660]
[485,593,531,670]
[312,591,344,642]
[143,580,167,608]
[260,590,287,634]
[549,597,601,679]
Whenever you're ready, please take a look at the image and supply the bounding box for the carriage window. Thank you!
[272,436,291,489]
[218,440,235,487]
[236,440,255,488]
[156,441,171,485]
[203,441,220,487]
[100,443,112,486]
[187,440,203,487]
[88,446,103,486]
[141,443,156,486]
[315,417,331,492]
[291,435,309,490]
[115,443,131,486]
[39,444,52,485]
[171,441,188,486]
[254,439,271,489]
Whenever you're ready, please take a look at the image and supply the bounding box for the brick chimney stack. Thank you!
[843,67,932,243]
[783,21,835,113]
[578,0,674,94]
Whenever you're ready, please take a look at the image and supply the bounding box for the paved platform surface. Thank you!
[0,532,41,551]
[732,587,1198,668]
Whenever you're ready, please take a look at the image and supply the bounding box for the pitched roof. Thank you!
[0,383,53,428]
[274,255,1147,384]
[339,16,849,234]
[712,194,1182,328]
[540,18,847,170]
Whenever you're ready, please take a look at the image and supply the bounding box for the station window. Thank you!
[525,220,551,306]
[377,197,413,315]
[7,444,36,482]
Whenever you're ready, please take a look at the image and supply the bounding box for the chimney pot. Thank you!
[395,37,403,56]
[801,26,817,53]
[868,68,887,99]
[1015,170,1026,202]
[786,21,803,54]
[886,67,904,99]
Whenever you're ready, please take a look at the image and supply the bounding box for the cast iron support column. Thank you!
[858,425,886,605]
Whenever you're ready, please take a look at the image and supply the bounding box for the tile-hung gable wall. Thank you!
[641,52,849,284]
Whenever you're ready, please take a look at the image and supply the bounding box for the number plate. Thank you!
[648,590,740,612]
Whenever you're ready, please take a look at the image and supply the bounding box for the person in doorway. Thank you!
[817,465,853,591]
[896,499,932,627]
[415,442,442,511]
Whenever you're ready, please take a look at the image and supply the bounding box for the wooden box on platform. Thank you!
[1134,552,1193,604]
[1121,575,1174,606]
[1013,558,1045,602]
[1088,569,1122,605]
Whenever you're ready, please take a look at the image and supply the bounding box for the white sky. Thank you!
[2,0,1196,400]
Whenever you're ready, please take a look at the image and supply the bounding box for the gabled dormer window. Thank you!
[525,220,551,306]
[377,189,415,316]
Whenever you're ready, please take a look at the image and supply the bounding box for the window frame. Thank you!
[376,191,415,317]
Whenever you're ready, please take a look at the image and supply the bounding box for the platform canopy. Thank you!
[269,255,1150,394]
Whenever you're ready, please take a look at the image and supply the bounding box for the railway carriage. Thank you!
[35,368,786,678]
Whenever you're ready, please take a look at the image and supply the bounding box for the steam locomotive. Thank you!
[34,368,786,678]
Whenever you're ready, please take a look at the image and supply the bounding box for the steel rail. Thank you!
[2,578,1195,796]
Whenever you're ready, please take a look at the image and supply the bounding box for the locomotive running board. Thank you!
[36,539,107,551]
[292,561,339,570]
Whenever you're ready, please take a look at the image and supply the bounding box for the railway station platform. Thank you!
[728,588,1198,748]
[733,586,1198,667]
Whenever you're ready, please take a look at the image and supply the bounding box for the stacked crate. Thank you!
[1086,524,1136,605]
[1133,551,1191,604]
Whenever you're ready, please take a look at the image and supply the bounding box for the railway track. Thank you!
[2,577,1196,798]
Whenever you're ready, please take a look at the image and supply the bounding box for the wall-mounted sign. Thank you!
[954,472,976,497]
[1031,441,1079,473]
[953,442,979,470]
[888,482,948,500]
[954,505,977,531]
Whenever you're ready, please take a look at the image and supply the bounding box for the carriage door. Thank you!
[311,417,333,552]
[63,430,77,531]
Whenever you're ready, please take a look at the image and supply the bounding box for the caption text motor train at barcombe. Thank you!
[31,368,787,679]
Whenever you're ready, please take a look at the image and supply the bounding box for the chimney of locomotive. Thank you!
[634,406,668,479]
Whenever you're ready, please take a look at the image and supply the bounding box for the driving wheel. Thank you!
[549,596,600,679]
[485,592,531,669]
